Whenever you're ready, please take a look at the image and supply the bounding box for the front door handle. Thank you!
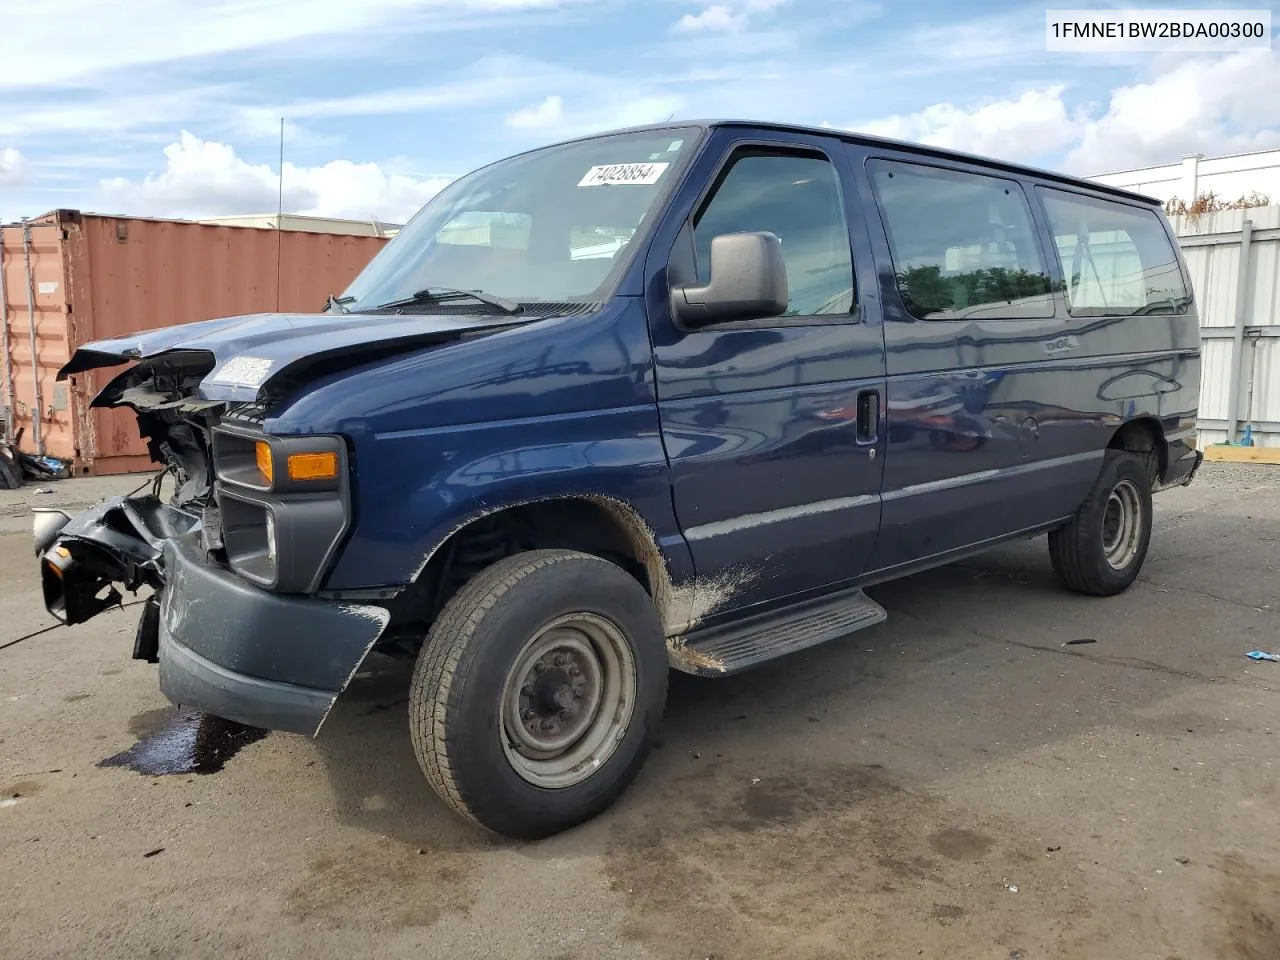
[857,389,879,444]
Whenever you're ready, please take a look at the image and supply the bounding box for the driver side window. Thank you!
[692,150,855,317]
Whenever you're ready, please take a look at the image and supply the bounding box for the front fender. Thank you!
[321,405,690,594]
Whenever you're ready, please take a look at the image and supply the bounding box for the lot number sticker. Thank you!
[578,162,669,187]
[209,355,275,387]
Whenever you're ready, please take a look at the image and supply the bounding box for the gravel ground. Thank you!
[1,463,1278,960]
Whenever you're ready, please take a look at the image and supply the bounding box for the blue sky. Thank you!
[2,0,1278,224]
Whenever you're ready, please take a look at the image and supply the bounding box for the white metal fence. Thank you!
[1173,205,1280,448]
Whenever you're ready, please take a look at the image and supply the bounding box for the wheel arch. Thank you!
[408,494,684,634]
[1107,416,1166,485]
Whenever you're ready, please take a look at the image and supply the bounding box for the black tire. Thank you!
[408,549,668,839]
[1048,449,1153,596]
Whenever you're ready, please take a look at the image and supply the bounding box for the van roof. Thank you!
[565,119,1162,208]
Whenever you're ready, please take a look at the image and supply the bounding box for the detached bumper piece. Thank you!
[156,535,389,736]
[36,496,200,626]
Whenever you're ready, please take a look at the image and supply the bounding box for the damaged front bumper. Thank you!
[157,535,389,736]
[36,496,390,737]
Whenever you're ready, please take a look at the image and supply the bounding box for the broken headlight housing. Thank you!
[210,424,350,594]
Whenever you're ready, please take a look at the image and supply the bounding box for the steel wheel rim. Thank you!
[500,612,637,789]
[1102,479,1142,570]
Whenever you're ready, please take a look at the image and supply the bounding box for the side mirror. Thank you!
[671,231,788,328]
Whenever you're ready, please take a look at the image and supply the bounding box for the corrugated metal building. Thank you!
[1171,205,1280,448]
[0,210,387,474]
[1092,148,1280,205]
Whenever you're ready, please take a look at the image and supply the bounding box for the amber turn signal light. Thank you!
[255,441,273,486]
[287,451,339,481]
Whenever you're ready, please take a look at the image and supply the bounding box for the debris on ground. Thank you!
[1175,856,1191,865]
[0,442,20,489]
[1063,638,1097,646]
[0,429,71,486]
[1246,650,1280,662]
[23,455,70,481]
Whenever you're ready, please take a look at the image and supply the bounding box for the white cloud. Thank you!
[675,5,741,32]
[506,95,565,129]
[672,0,787,34]
[98,132,452,222]
[851,51,1280,175]
[256,60,553,122]
[0,85,238,139]
[907,14,1048,68]
[859,85,1083,160]
[500,93,684,140]
[1066,51,1280,174]
[0,148,28,185]
[228,56,587,146]
[0,0,601,89]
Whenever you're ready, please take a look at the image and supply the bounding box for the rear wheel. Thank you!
[408,549,668,839]
[1048,449,1153,596]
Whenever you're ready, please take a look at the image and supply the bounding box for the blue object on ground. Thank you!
[1245,650,1280,662]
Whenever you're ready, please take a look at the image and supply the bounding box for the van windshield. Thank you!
[340,127,702,311]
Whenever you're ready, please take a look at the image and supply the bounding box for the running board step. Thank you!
[673,588,887,677]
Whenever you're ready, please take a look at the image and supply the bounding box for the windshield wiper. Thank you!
[323,294,354,314]
[374,287,523,316]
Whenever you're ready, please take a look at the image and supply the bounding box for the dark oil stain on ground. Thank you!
[4,780,42,799]
[99,708,268,776]
[928,826,996,861]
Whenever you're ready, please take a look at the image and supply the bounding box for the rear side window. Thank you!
[693,151,854,317]
[1039,189,1189,317]
[868,159,1054,321]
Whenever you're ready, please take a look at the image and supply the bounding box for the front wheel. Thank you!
[408,549,668,839]
[1048,449,1153,596]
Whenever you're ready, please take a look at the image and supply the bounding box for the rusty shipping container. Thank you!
[0,210,387,475]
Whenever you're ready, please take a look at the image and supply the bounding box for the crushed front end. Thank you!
[34,346,389,737]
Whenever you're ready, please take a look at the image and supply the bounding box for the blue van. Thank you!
[34,121,1202,838]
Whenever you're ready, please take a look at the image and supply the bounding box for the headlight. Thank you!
[33,508,72,556]
[213,429,344,495]
[210,425,351,594]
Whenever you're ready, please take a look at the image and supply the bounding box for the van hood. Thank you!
[59,310,530,407]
